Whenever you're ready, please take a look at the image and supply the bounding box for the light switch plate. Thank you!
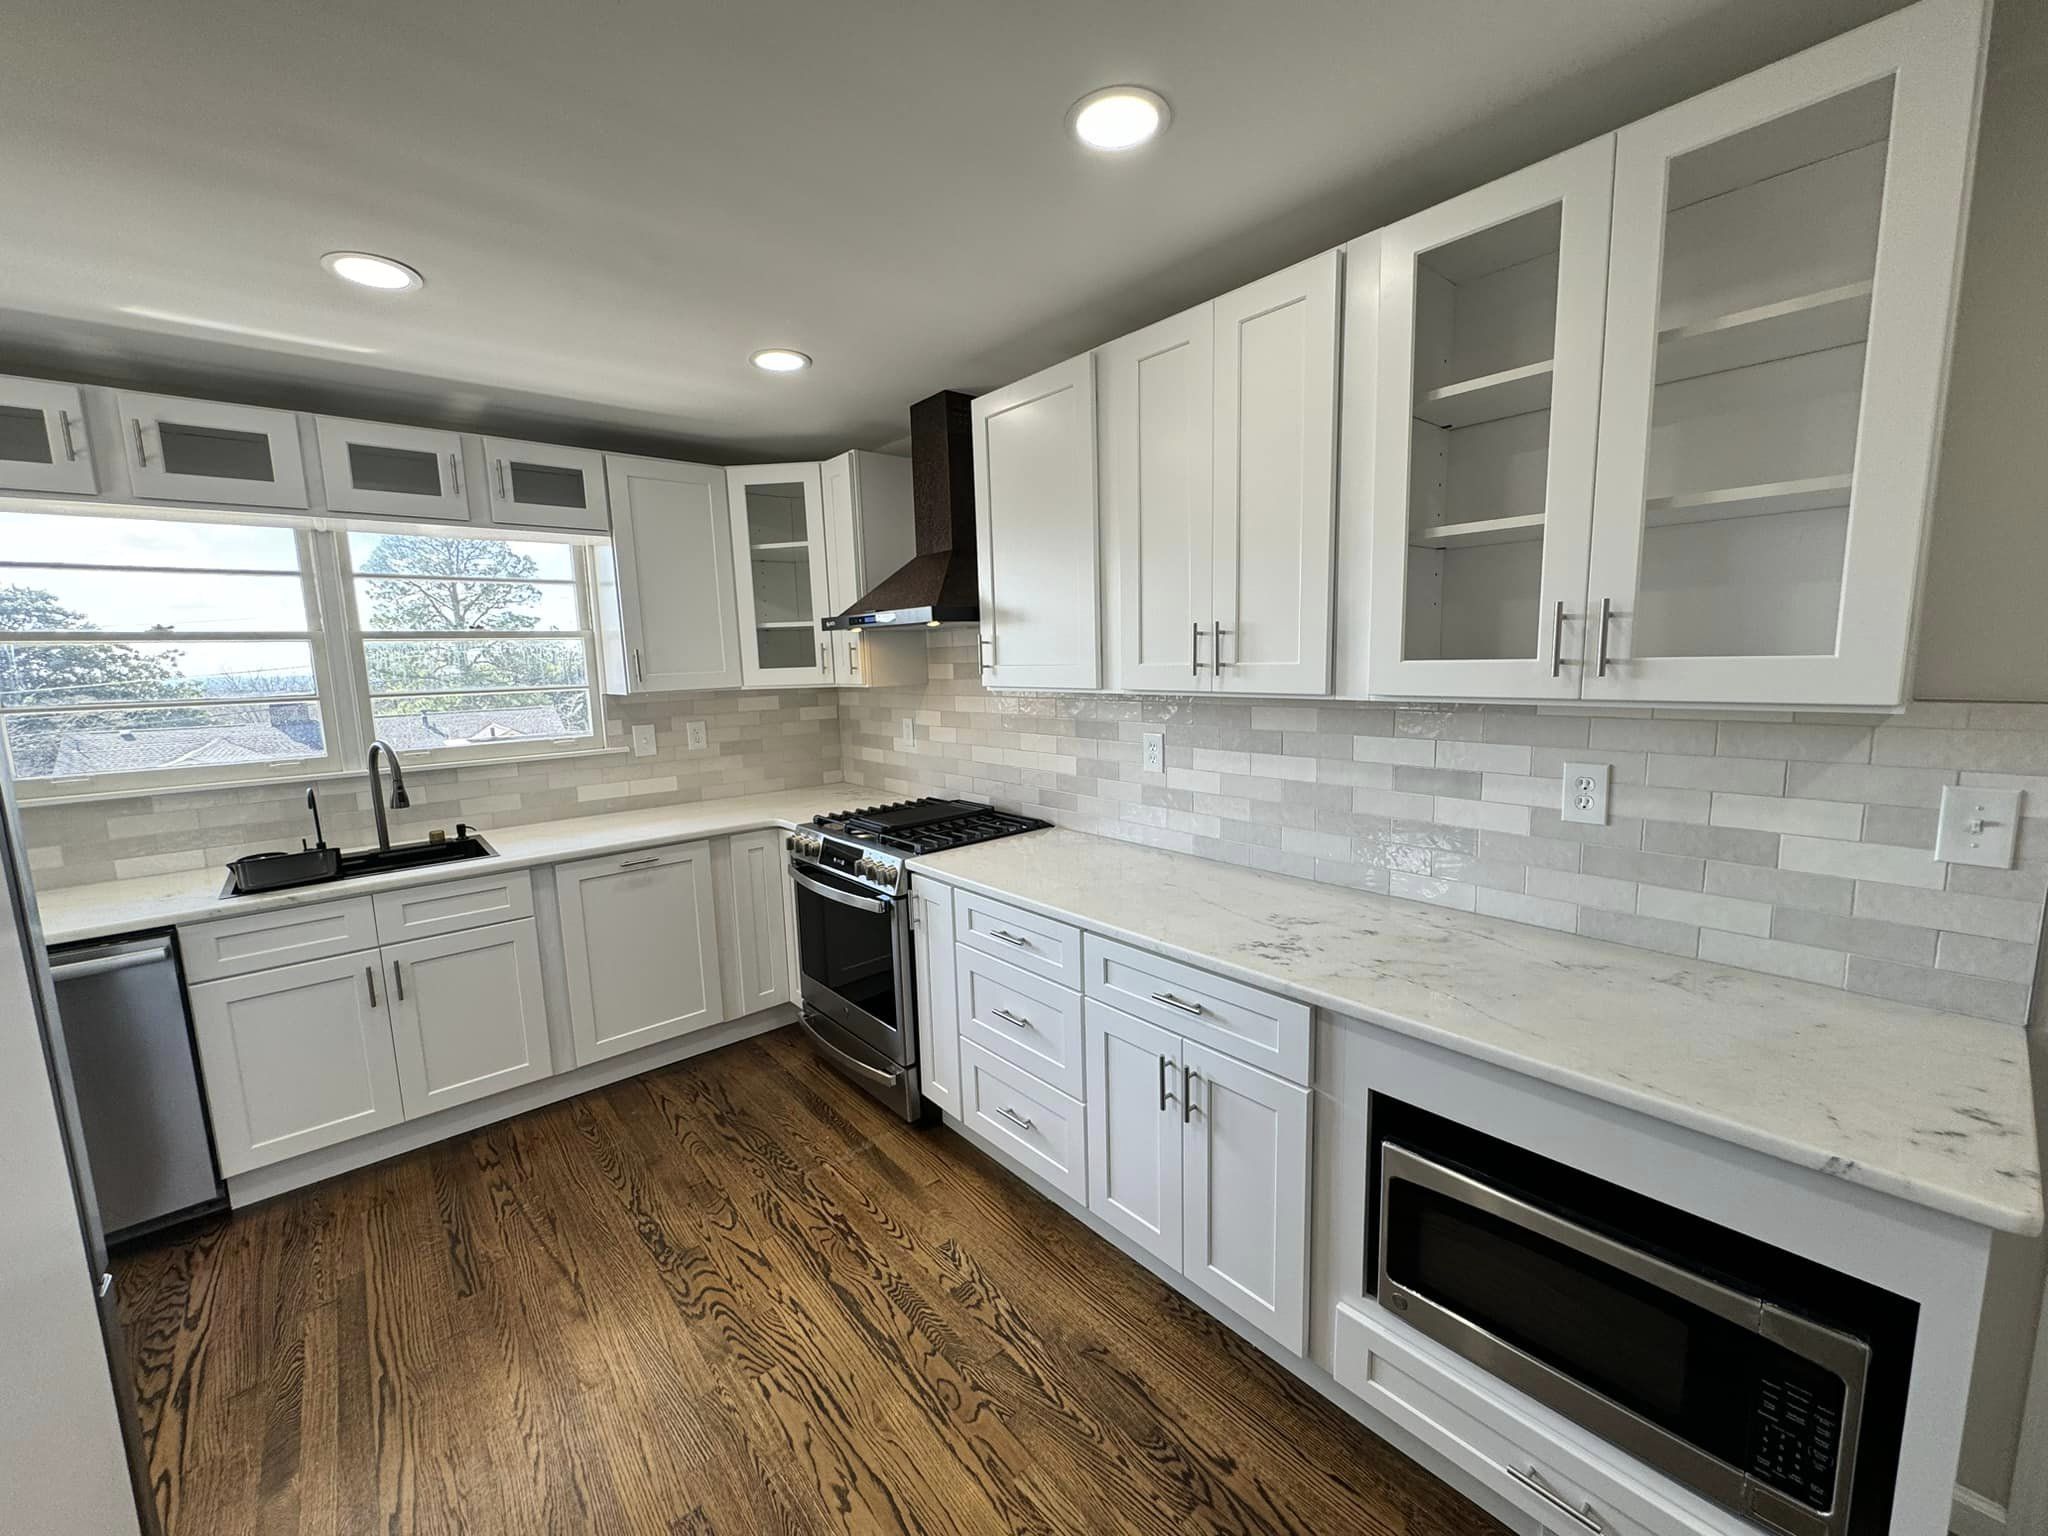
[684,719,707,752]
[1141,731,1165,776]
[1560,761,1610,825]
[1934,785,2022,868]
[630,724,656,757]
[899,716,916,750]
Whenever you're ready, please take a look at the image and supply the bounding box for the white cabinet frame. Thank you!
[602,455,745,693]
[315,416,471,522]
[115,391,310,508]
[1366,140,1615,699]
[557,840,724,1065]
[384,920,550,1118]
[0,375,96,496]
[1581,0,1986,706]
[727,461,834,687]
[479,435,609,533]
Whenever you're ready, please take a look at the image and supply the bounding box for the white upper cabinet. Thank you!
[479,435,609,533]
[1105,305,1216,691]
[601,455,744,693]
[1210,251,1342,694]
[315,416,470,521]
[819,449,924,689]
[1581,0,1985,706]
[728,462,834,687]
[1365,140,1616,699]
[1105,254,1341,695]
[116,391,310,508]
[972,353,1100,690]
[0,375,96,496]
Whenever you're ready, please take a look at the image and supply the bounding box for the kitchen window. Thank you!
[0,507,606,798]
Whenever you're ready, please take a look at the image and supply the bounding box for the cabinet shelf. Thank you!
[1655,281,1873,385]
[1410,513,1548,549]
[1415,359,1555,429]
[1644,474,1853,528]
[754,619,815,630]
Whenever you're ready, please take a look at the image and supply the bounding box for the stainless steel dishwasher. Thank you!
[49,933,225,1242]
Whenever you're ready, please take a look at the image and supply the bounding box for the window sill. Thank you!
[15,740,625,808]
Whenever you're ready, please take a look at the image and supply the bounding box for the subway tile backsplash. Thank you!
[24,689,840,893]
[837,630,2047,1027]
[20,627,2047,1028]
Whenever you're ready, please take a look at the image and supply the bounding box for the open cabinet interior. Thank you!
[742,481,820,670]
[1401,204,1562,663]
[1630,77,1892,660]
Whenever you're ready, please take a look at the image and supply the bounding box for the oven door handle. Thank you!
[790,866,892,915]
[797,1013,901,1086]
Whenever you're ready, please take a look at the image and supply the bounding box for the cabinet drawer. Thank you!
[956,946,1084,1101]
[1333,1302,1721,1536]
[954,888,1082,988]
[372,868,533,942]
[180,897,379,982]
[1083,935,1311,1084]
[960,1039,1087,1204]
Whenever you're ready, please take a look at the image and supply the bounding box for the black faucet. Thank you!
[366,740,411,853]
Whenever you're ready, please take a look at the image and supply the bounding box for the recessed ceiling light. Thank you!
[751,348,812,373]
[320,251,425,292]
[1069,86,1170,152]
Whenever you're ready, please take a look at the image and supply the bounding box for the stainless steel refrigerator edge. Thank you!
[0,759,155,1533]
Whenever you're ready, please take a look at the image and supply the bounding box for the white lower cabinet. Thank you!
[557,841,724,1065]
[189,952,405,1177]
[911,874,962,1117]
[1084,1000,1184,1268]
[726,829,790,1015]
[960,1038,1089,1203]
[383,921,550,1119]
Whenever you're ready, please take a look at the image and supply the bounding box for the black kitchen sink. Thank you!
[223,834,495,896]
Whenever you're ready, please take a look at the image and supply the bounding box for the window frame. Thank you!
[3,506,614,803]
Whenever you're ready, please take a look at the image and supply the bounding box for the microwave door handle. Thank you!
[789,866,892,915]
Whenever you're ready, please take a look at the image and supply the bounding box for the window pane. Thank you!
[354,577,580,634]
[347,442,444,497]
[369,689,590,749]
[506,460,588,509]
[348,530,576,582]
[0,571,308,633]
[157,421,274,482]
[4,702,326,780]
[0,640,316,710]
[0,511,300,570]
[362,637,587,695]
[0,406,52,465]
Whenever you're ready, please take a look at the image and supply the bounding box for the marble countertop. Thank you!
[35,787,851,947]
[910,828,2043,1236]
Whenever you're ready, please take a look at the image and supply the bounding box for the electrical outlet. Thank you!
[684,719,707,752]
[1560,761,1610,826]
[630,724,657,757]
[899,716,916,750]
[1933,784,2021,868]
[1141,731,1165,776]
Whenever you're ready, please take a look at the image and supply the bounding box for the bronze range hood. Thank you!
[822,390,979,629]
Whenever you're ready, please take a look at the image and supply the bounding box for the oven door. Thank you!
[1377,1144,1869,1536]
[790,861,913,1065]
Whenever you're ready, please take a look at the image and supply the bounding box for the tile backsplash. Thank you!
[22,690,840,892]
[840,630,2048,1026]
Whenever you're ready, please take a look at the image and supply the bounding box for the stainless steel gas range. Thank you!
[786,798,1047,1121]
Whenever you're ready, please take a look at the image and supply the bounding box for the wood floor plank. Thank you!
[114,1027,1509,1536]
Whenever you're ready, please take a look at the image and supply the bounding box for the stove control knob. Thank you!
[784,833,799,854]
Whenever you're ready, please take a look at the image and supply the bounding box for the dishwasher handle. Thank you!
[49,941,175,984]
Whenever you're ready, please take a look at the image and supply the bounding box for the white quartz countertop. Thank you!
[35,787,850,947]
[909,827,2043,1236]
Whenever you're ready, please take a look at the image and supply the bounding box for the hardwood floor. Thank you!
[115,1027,1506,1536]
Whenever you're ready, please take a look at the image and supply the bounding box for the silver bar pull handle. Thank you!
[988,928,1030,948]
[1506,1466,1604,1534]
[48,943,173,982]
[995,1105,1036,1132]
[1151,990,1203,1016]
[1211,621,1227,671]
[130,418,149,467]
[633,647,644,682]
[447,451,463,496]
[1596,596,1613,678]
[364,964,379,1009]
[392,962,405,1003]
[1181,1065,1200,1123]
[819,639,829,672]
[58,409,82,461]
[1191,621,1202,677]
[620,854,661,869]
[1158,1053,1176,1113]
[1550,600,1566,678]
[494,458,509,499]
[990,1006,1030,1030]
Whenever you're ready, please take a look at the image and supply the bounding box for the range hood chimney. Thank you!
[822,390,979,629]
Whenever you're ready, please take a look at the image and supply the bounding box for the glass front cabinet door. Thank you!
[726,462,833,687]
[1366,140,1616,699]
[1581,0,1984,706]
[315,416,471,521]
[479,436,609,534]
[0,375,96,496]
[116,391,310,508]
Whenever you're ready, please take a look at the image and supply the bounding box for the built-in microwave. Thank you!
[1367,1098,1917,1536]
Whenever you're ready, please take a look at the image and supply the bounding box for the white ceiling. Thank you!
[0,0,1903,462]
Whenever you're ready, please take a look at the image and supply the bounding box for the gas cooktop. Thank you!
[787,798,1049,894]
